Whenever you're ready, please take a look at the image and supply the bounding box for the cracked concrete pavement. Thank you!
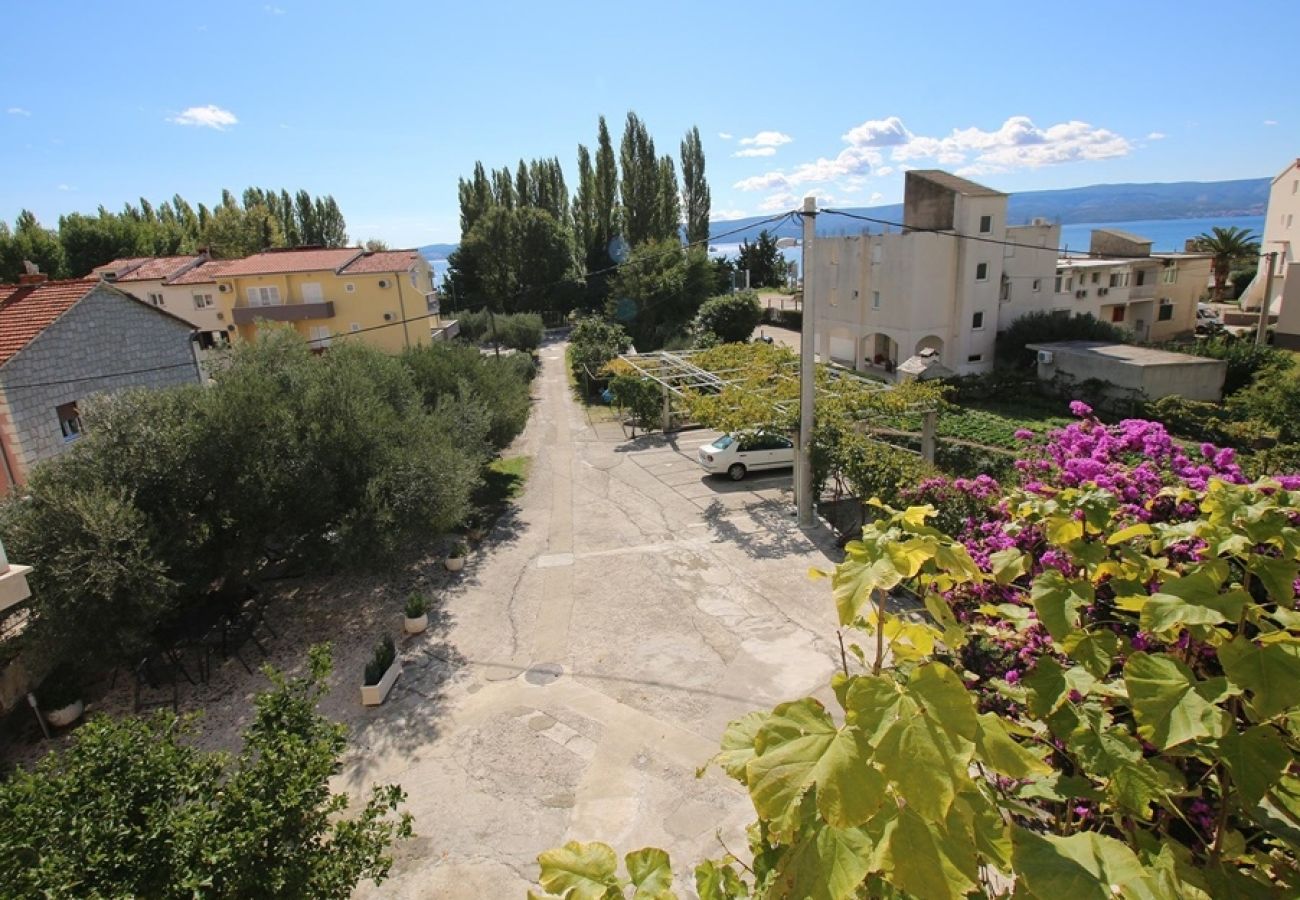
[351,336,843,898]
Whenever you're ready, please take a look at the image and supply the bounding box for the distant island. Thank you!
[420,176,1269,259]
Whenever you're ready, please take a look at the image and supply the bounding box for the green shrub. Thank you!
[693,291,763,344]
[608,375,662,429]
[363,636,396,686]
[995,311,1127,367]
[1184,336,1293,396]
[401,341,531,450]
[403,593,427,619]
[456,310,544,352]
[568,318,631,386]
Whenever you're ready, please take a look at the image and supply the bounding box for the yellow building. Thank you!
[171,247,446,353]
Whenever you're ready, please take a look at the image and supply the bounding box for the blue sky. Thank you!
[2,1,1296,247]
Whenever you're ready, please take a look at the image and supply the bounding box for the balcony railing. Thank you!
[1128,283,1156,300]
[232,300,334,325]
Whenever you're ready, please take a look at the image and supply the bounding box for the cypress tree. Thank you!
[680,126,711,245]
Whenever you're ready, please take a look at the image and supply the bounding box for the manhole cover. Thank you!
[523,662,564,686]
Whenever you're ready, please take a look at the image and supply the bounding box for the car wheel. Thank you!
[727,463,746,481]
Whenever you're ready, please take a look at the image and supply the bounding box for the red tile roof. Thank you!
[91,257,152,278]
[167,258,241,285]
[210,247,363,277]
[339,249,421,275]
[0,279,96,368]
[111,255,205,282]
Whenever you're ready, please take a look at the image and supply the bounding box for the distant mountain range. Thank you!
[419,177,1269,258]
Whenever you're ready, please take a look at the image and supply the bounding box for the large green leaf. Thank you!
[843,675,907,746]
[694,860,748,900]
[975,713,1050,779]
[747,698,882,840]
[1220,725,1290,806]
[880,806,979,900]
[1123,652,1230,750]
[833,544,903,625]
[625,847,675,899]
[1220,637,1300,720]
[1250,556,1300,606]
[705,711,769,783]
[766,823,872,900]
[537,841,620,900]
[1011,827,1160,899]
[1061,630,1120,679]
[872,668,976,820]
[1031,570,1093,642]
[989,547,1027,585]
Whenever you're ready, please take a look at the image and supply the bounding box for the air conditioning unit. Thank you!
[1037,350,1055,365]
[377,279,391,289]
[1031,217,1049,226]
[218,283,230,293]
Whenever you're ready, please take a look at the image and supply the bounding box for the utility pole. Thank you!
[1256,251,1278,346]
[797,196,817,528]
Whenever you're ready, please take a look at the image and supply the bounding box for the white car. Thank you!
[1197,304,1222,324]
[697,432,795,480]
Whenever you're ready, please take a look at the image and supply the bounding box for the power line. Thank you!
[817,208,1211,262]
[0,360,199,391]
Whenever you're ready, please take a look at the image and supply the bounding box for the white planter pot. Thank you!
[360,660,402,706]
[45,699,84,728]
[444,555,465,572]
[404,613,428,634]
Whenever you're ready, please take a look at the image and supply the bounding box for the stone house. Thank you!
[0,276,201,493]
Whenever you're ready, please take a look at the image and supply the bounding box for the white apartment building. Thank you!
[811,170,1059,376]
[1244,158,1300,349]
[810,172,1207,378]
[1012,229,1210,343]
[93,254,230,351]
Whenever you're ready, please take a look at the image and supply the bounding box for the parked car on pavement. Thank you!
[697,431,795,480]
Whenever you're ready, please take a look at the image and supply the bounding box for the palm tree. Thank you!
[1191,226,1260,301]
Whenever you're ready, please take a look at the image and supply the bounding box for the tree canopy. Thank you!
[1192,226,1260,301]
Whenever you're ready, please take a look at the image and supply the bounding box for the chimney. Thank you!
[17,273,48,285]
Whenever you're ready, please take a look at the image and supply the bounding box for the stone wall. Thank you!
[0,285,199,480]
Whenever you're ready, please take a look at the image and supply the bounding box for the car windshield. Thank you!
[713,435,735,449]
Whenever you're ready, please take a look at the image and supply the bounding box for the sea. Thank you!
[427,214,1264,286]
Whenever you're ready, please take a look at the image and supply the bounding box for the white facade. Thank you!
[1247,159,1300,348]
[811,171,1058,376]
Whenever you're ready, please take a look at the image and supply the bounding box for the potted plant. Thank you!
[403,593,429,634]
[360,636,401,706]
[40,664,85,728]
[445,541,468,572]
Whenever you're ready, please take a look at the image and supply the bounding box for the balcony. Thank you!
[232,300,334,325]
[1128,283,1156,300]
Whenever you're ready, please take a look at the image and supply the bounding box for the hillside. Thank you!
[420,176,1270,257]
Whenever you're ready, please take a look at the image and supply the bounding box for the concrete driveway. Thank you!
[351,338,842,897]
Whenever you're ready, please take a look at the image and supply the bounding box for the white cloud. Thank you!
[733,147,776,158]
[758,191,797,212]
[1146,131,1166,140]
[718,131,733,140]
[56,183,74,191]
[734,171,793,192]
[168,104,238,130]
[739,130,793,148]
[869,192,884,204]
[6,106,30,116]
[710,208,747,221]
[842,116,910,147]
[1264,119,1278,126]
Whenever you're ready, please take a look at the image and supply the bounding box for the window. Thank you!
[979,215,992,234]
[871,290,880,310]
[999,279,1010,301]
[1135,270,1146,287]
[345,282,356,293]
[1109,273,1122,288]
[972,311,985,330]
[976,262,988,281]
[247,286,282,306]
[1288,214,1295,229]
[147,292,164,307]
[56,402,82,442]
[967,354,983,363]
[1161,266,1177,285]
[1091,272,1100,284]
[410,270,418,288]
[192,293,214,310]
[1032,279,1041,293]
[1065,277,1074,291]
[1054,276,1062,293]
[308,325,332,349]
[1158,301,1174,322]
[1111,306,1126,323]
